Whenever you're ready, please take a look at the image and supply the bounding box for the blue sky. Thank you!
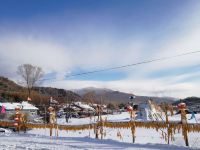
[0,0,200,97]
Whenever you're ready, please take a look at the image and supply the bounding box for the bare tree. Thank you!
[17,64,44,98]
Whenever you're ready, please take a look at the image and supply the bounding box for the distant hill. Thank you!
[0,76,27,102]
[75,87,176,104]
[75,87,113,95]
[33,87,82,103]
[173,97,200,112]
[0,76,81,104]
[0,76,176,105]
[0,77,24,92]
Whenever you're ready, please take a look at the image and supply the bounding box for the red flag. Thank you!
[27,97,32,101]
[1,105,6,114]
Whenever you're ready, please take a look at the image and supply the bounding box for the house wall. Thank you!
[0,110,38,121]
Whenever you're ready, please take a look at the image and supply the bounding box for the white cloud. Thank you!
[1,27,200,98]
[43,75,200,98]
[0,32,146,76]
[0,35,72,76]
[1,3,200,98]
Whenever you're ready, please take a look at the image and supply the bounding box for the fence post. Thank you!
[95,123,99,139]
[181,109,189,146]
[131,122,136,143]
[50,125,53,137]
[165,106,170,145]
[100,120,103,140]
[183,124,189,146]
[178,102,189,147]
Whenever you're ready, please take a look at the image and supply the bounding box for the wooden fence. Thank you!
[0,120,200,147]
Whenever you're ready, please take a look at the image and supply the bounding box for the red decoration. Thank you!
[178,103,186,110]
[27,97,32,101]
[127,105,133,112]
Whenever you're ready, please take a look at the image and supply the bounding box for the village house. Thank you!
[91,104,108,115]
[0,101,38,121]
[63,102,95,118]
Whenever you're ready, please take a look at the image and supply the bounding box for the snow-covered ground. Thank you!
[169,113,200,124]
[57,111,200,125]
[0,133,195,150]
[0,112,200,150]
[57,112,131,125]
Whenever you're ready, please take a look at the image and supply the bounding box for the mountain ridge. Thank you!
[75,87,176,104]
[0,76,81,104]
[0,76,178,105]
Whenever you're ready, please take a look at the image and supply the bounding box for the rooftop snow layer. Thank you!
[74,102,95,111]
[0,101,38,110]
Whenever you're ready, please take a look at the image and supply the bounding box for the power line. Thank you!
[41,50,200,81]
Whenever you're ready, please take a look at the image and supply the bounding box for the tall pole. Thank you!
[129,95,136,143]
[44,106,47,124]
[178,102,189,147]
[181,109,189,146]
[131,123,136,143]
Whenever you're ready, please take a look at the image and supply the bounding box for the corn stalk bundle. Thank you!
[58,124,95,131]
[0,121,14,127]
[1,120,200,134]
[103,121,169,130]
[25,123,95,131]
[183,124,200,133]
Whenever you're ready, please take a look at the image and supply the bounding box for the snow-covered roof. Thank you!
[90,104,106,108]
[74,102,95,111]
[71,106,82,111]
[0,101,38,110]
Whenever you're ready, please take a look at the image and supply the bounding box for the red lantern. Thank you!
[127,105,133,112]
[178,103,186,110]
